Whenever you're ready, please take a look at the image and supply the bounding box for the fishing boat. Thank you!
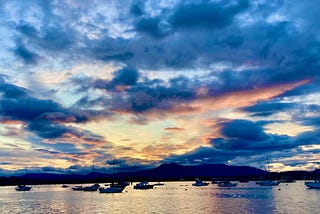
[192,178,209,186]
[134,181,154,189]
[15,185,32,192]
[61,184,69,188]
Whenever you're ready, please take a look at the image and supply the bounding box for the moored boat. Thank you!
[217,181,237,187]
[15,185,32,192]
[99,186,124,193]
[61,184,69,188]
[134,181,154,190]
[305,180,320,189]
[110,181,130,188]
[192,178,209,186]
[72,185,83,191]
[82,183,100,191]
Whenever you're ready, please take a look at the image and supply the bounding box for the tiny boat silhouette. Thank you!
[15,185,32,191]
[134,181,154,189]
[217,181,237,187]
[99,186,124,193]
[192,178,209,186]
[72,185,83,191]
[82,183,100,191]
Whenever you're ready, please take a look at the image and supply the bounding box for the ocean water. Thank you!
[1,181,320,214]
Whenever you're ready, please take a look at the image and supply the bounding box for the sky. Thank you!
[0,0,319,175]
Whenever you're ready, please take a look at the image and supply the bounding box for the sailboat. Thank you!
[305,162,320,188]
[99,156,126,193]
[15,166,32,191]
[256,158,279,186]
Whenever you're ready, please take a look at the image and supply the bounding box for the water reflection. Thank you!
[1,181,320,213]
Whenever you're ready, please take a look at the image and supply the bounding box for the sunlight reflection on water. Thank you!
[1,181,320,213]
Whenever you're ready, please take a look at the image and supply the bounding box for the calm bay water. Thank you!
[1,181,320,214]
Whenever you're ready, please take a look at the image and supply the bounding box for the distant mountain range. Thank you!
[117,163,266,179]
[0,163,318,186]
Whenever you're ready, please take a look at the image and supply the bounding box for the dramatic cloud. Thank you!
[0,0,319,173]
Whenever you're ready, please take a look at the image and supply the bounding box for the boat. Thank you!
[192,178,209,186]
[61,184,69,188]
[134,181,154,190]
[99,186,124,193]
[72,185,83,191]
[217,181,237,187]
[256,157,279,186]
[15,165,32,192]
[99,180,128,193]
[110,180,130,188]
[256,180,280,186]
[82,183,100,191]
[305,180,320,189]
[15,185,32,192]
[153,181,165,186]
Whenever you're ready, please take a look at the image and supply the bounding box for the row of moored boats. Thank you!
[14,179,320,192]
[192,178,320,188]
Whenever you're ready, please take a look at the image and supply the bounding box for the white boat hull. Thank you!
[99,187,124,193]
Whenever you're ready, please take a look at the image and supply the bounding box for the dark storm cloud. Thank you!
[38,26,75,51]
[104,67,140,89]
[16,22,39,37]
[164,146,237,165]
[165,120,320,165]
[220,120,269,141]
[133,0,249,38]
[36,142,82,155]
[9,0,315,98]
[130,3,144,17]
[280,81,320,97]
[170,0,249,30]
[75,72,196,113]
[242,101,297,117]
[14,44,39,64]
[211,120,316,153]
[134,17,171,39]
[6,0,320,87]
[0,81,104,141]
[1,0,320,170]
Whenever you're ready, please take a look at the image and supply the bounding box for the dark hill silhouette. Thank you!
[0,163,316,186]
[119,163,266,180]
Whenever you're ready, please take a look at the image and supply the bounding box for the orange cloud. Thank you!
[190,79,310,113]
